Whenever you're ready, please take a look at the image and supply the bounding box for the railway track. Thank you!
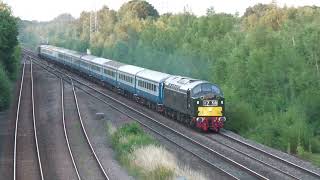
[207,131,320,180]
[23,49,271,180]
[60,79,81,180]
[61,78,110,180]
[23,48,320,179]
[13,59,44,180]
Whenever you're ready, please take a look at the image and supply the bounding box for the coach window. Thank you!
[92,65,100,72]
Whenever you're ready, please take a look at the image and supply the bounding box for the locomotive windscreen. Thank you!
[192,84,223,97]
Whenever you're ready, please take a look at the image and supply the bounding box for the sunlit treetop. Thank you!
[0,1,11,12]
[118,0,159,19]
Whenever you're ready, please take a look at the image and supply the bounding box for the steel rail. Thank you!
[220,132,320,179]
[30,60,45,180]
[70,78,110,180]
[205,135,299,179]
[13,61,26,180]
[61,79,81,180]
[31,58,239,179]
[30,57,110,179]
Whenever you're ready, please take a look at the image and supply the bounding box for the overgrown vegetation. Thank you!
[20,0,320,166]
[109,122,208,180]
[0,1,20,110]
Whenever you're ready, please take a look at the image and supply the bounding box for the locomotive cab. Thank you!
[164,76,225,132]
[190,83,225,132]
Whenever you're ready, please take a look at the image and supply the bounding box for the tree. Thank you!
[118,0,159,19]
[18,2,320,162]
[0,1,19,79]
[0,1,19,110]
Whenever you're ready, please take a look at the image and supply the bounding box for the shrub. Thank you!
[111,122,155,157]
[225,101,257,134]
[0,64,11,110]
[109,122,208,180]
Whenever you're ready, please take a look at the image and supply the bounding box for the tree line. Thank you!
[0,1,19,110]
[19,0,320,165]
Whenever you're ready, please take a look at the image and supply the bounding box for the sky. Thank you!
[3,0,320,21]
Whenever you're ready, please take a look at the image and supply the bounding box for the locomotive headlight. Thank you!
[197,101,199,105]
[221,100,224,105]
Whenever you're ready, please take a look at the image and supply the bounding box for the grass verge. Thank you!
[107,122,208,180]
[298,151,320,168]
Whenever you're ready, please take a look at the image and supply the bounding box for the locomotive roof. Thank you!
[136,69,171,83]
[118,65,144,75]
[165,76,223,96]
[164,76,206,91]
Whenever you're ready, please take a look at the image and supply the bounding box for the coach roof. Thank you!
[118,65,144,75]
[136,69,171,82]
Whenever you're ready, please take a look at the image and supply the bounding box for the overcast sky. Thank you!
[3,0,320,21]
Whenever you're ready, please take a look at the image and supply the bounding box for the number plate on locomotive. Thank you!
[203,100,218,106]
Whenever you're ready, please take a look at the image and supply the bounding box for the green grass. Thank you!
[299,152,320,168]
[108,122,174,180]
[110,122,155,157]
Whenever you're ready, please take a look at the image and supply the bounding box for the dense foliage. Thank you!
[19,1,320,165]
[0,1,19,110]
